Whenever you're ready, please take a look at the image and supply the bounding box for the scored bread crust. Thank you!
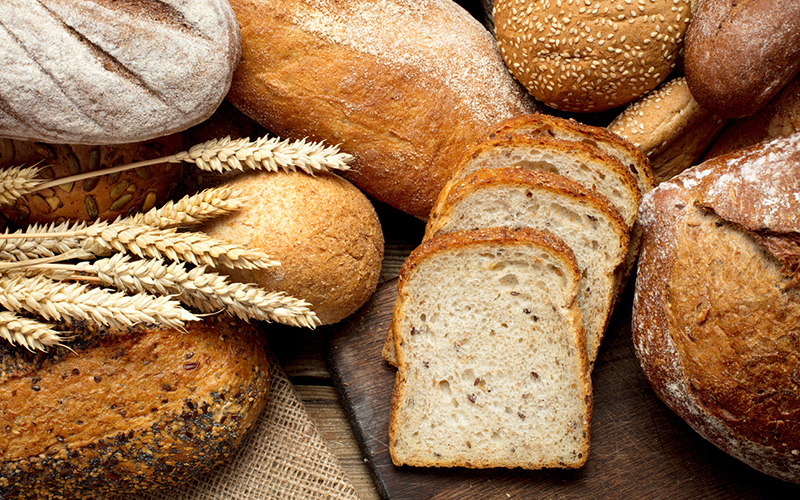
[633,133,800,483]
[389,226,591,469]
[226,0,537,220]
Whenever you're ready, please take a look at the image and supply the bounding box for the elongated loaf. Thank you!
[0,0,240,145]
[389,226,592,469]
[0,316,271,499]
[226,0,537,220]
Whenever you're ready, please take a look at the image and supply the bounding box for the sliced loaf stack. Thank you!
[387,113,651,470]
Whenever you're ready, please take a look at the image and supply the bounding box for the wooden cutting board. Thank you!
[326,279,800,499]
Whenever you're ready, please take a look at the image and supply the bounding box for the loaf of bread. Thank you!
[225,0,538,220]
[0,316,271,499]
[199,170,384,325]
[0,134,184,226]
[389,226,591,469]
[633,133,800,483]
[493,0,691,113]
[684,0,800,119]
[0,0,240,145]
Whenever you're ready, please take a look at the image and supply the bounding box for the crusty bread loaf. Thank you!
[633,133,800,483]
[226,0,537,220]
[684,0,800,119]
[425,168,629,366]
[0,134,184,226]
[199,170,384,325]
[389,226,591,469]
[0,0,240,145]
[0,316,271,499]
[493,0,690,113]
[608,77,728,183]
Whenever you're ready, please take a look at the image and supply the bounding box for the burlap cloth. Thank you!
[136,353,361,500]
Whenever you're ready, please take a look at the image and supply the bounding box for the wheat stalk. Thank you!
[0,221,108,262]
[127,186,245,229]
[0,275,199,330]
[0,311,63,352]
[0,164,43,205]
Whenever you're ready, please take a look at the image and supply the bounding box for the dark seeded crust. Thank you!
[684,0,800,119]
[633,133,800,483]
[0,316,270,499]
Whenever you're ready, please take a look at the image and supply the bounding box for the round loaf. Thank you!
[494,0,690,114]
[633,133,800,483]
[0,135,184,226]
[226,0,537,220]
[199,170,384,325]
[0,316,271,499]
[684,0,800,119]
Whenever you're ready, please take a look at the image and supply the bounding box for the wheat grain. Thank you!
[0,221,108,262]
[127,186,245,229]
[0,310,63,351]
[0,275,198,330]
[0,165,43,205]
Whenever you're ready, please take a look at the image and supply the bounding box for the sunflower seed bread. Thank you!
[388,226,592,470]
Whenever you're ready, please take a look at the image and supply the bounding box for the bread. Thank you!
[0,134,184,226]
[0,0,240,145]
[608,77,728,183]
[425,168,630,366]
[633,133,800,483]
[388,226,592,469]
[198,170,384,325]
[225,0,538,220]
[493,0,691,113]
[703,74,800,161]
[684,0,800,119]
[0,316,271,499]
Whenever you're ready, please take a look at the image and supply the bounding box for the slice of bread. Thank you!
[426,168,629,366]
[388,226,592,469]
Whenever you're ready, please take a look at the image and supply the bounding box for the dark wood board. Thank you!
[326,279,800,500]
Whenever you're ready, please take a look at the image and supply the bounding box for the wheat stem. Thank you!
[0,310,63,352]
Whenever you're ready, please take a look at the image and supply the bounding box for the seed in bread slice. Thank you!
[388,226,592,469]
[426,168,630,366]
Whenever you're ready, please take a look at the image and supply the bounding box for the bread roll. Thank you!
[226,0,537,220]
[0,316,271,499]
[494,0,691,113]
[684,0,800,119]
[0,134,184,226]
[199,170,384,325]
[633,133,800,483]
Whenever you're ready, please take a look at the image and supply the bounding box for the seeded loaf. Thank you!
[493,0,691,114]
[199,170,384,325]
[225,0,538,220]
[633,133,800,483]
[389,226,592,469]
[0,316,271,499]
[684,0,800,119]
[0,135,184,226]
[0,0,240,145]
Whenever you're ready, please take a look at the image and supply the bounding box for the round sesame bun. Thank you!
[494,0,691,114]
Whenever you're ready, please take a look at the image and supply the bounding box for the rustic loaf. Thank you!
[633,133,800,483]
[0,316,271,499]
[389,226,591,469]
[226,0,538,220]
[493,0,691,113]
[684,0,800,119]
[0,0,240,145]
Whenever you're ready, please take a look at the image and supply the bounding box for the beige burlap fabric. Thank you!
[137,355,360,500]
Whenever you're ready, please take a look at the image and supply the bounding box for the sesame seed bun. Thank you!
[494,0,691,114]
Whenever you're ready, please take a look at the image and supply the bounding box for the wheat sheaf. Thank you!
[0,135,353,351]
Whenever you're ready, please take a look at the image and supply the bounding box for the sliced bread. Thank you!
[388,226,592,469]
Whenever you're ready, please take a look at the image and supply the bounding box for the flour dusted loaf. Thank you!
[0,316,271,499]
[633,133,800,483]
[226,0,537,220]
[0,0,240,145]
[389,226,591,469]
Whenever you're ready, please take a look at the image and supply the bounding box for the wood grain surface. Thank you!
[326,279,800,500]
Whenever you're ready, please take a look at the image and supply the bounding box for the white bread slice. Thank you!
[388,226,592,469]
[425,168,629,366]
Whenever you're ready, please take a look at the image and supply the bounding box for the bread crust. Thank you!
[633,133,800,483]
[226,0,537,220]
